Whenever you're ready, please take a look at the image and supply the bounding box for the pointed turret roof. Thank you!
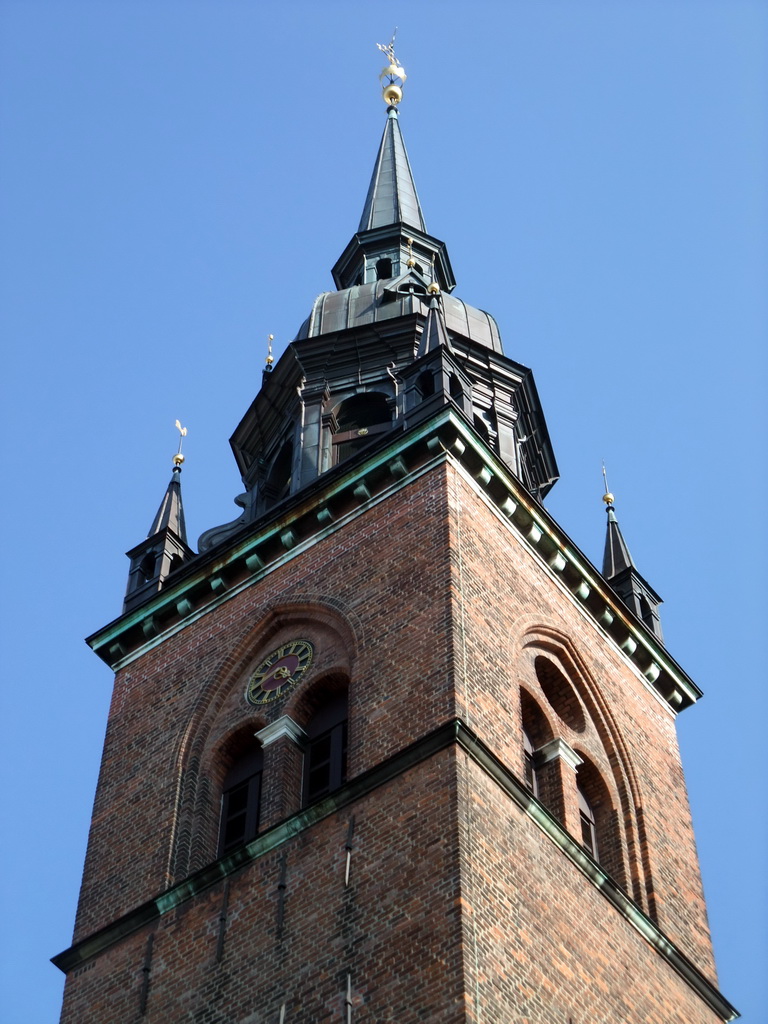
[602,502,634,579]
[601,490,664,642]
[358,106,427,234]
[123,452,193,613]
[148,460,187,542]
[417,294,452,358]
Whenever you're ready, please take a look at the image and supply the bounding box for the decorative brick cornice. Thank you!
[52,718,737,1022]
[87,407,702,712]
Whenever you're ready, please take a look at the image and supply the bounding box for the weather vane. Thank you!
[174,419,188,466]
[377,30,406,107]
[601,461,614,506]
[376,29,399,67]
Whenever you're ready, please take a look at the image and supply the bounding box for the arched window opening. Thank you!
[638,594,655,631]
[332,393,392,464]
[376,258,392,280]
[473,413,490,443]
[523,730,539,798]
[534,656,586,733]
[397,280,427,295]
[574,758,626,886]
[218,743,264,856]
[168,553,184,575]
[578,784,598,858]
[303,691,348,805]
[138,552,156,584]
[449,374,463,401]
[520,689,552,750]
[263,439,293,507]
[520,689,553,808]
[418,370,435,398]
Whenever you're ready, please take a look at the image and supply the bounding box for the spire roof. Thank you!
[600,490,664,642]
[602,502,635,579]
[148,461,187,543]
[417,294,452,357]
[358,106,427,234]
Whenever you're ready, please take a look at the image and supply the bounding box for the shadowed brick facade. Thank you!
[55,69,737,1024]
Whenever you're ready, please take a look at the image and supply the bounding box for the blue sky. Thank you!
[1,3,765,1021]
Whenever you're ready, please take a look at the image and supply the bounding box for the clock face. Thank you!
[245,639,314,705]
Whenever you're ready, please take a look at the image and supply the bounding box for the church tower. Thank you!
[55,50,737,1024]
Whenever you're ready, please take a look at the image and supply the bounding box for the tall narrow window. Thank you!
[578,784,598,859]
[219,745,263,856]
[303,692,348,805]
[523,730,539,798]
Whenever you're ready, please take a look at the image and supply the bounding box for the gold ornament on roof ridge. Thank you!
[377,31,406,107]
[265,334,274,368]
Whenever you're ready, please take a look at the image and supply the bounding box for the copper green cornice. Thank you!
[87,406,701,713]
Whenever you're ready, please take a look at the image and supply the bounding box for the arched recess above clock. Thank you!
[166,598,361,882]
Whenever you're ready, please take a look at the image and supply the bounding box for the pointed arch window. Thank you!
[303,691,348,805]
[218,744,264,856]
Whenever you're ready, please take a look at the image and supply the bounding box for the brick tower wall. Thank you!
[443,465,716,978]
[61,456,719,1021]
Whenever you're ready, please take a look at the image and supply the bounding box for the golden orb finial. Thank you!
[265,334,274,368]
[377,31,406,106]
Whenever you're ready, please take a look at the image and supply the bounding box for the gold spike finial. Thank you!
[174,420,188,466]
[601,461,614,506]
[265,334,274,369]
[377,30,406,107]
[428,253,440,294]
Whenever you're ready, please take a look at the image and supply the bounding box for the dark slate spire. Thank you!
[123,442,194,614]
[358,106,427,234]
[147,461,187,542]
[417,293,452,358]
[603,501,634,579]
[601,487,664,642]
[332,53,455,294]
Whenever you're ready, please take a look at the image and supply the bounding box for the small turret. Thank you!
[601,472,664,641]
[123,424,194,613]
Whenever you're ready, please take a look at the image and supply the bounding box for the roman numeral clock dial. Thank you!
[245,640,314,705]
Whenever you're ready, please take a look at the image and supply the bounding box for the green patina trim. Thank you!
[88,406,701,710]
[52,719,737,1021]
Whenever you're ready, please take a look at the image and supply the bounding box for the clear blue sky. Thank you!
[1,3,765,1021]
